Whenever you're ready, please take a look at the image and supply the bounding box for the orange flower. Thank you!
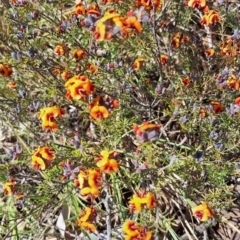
[75,2,85,15]
[94,10,124,41]
[88,169,103,189]
[101,159,119,173]
[143,193,157,210]
[133,57,145,70]
[200,10,221,27]
[72,48,86,60]
[129,194,146,213]
[210,101,223,114]
[141,230,152,240]
[90,106,110,119]
[39,106,65,122]
[98,150,116,159]
[123,220,140,237]
[199,108,207,118]
[75,170,88,188]
[6,81,17,88]
[78,221,96,232]
[31,155,48,170]
[205,49,215,57]
[65,75,95,100]
[172,32,180,48]
[3,179,16,195]
[182,76,191,86]
[0,64,13,77]
[86,4,100,16]
[97,156,119,174]
[133,122,161,143]
[192,202,213,221]
[234,97,240,105]
[77,169,102,198]
[53,68,61,76]
[181,35,189,44]
[61,71,72,81]
[39,106,65,131]
[54,44,69,56]
[129,191,156,213]
[220,39,239,58]
[78,207,97,233]
[124,16,142,33]
[87,63,98,75]
[80,187,100,198]
[102,0,122,4]
[226,74,240,90]
[31,146,55,171]
[133,122,160,134]
[136,0,162,11]
[188,0,206,9]
[79,207,95,222]
[160,54,169,66]
[89,95,118,111]
[33,146,56,160]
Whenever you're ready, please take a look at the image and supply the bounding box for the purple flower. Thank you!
[232,29,240,40]
[155,83,166,95]
[209,131,218,140]
[194,150,204,162]
[60,161,81,180]
[213,142,223,151]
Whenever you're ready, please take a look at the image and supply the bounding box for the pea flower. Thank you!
[187,0,206,10]
[3,179,17,195]
[65,75,95,100]
[200,10,221,27]
[172,32,180,48]
[133,122,161,143]
[129,191,156,213]
[78,207,97,233]
[39,106,65,131]
[61,70,72,81]
[124,15,142,34]
[90,106,110,120]
[182,76,191,86]
[87,63,98,75]
[96,150,119,174]
[89,95,118,120]
[75,2,85,15]
[210,101,223,114]
[94,10,124,41]
[72,48,87,60]
[123,220,152,240]
[6,81,17,88]
[54,44,70,56]
[192,202,213,221]
[160,54,169,66]
[0,64,13,77]
[123,220,140,238]
[136,0,162,11]
[133,57,145,70]
[31,147,55,171]
[75,169,103,199]
[205,49,215,58]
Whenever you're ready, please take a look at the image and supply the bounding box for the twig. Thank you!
[154,206,160,239]
[103,176,111,240]
[195,9,213,48]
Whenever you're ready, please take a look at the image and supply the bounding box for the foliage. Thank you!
[0,0,240,239]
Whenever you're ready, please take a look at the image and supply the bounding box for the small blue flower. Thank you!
[209,131,218,140]
[194,150,204,161]
[180,115,188,124]
[213,142,223,151]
